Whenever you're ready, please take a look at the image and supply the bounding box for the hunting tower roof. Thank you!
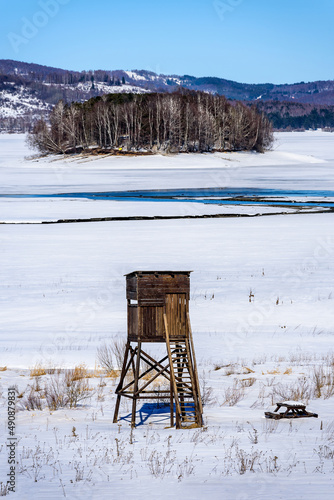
[125,270,192,278]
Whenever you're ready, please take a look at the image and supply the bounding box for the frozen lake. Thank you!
[1,130,334,222]
[2,186,334,208]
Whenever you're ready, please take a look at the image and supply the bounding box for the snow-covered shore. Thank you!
[0,131,333,197]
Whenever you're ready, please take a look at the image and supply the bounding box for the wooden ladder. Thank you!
[164,313,203,429]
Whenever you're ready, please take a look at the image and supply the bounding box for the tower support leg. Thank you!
[113,341,131,424]
[131,341,142,428]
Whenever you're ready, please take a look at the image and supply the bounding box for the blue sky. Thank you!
[1,0,333,84]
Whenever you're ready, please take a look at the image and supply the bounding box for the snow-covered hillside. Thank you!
[0,84,51,118]
[2,59,334,134]
[0,79,150,131]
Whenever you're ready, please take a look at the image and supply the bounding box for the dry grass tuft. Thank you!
[66,364,90,381]
[240,377,256,388]
[30,363,46,377]
[243,367,255,374]
[266,367,281,375]
[106,369,120,379]
[0,366,7,372]
[223,364,255,376]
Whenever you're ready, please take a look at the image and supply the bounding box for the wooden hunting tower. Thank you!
[113,271,203,429]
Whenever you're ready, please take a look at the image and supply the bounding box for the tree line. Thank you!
[256,101,334,130]
[267,107,334,130]
[28,90,273,155]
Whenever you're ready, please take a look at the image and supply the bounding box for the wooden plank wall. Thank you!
[126,273,190,342]
[165,294,188,338]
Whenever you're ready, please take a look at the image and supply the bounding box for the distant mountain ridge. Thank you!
[1,59,334,132]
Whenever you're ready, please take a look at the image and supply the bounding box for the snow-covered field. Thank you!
[0,132,334,499]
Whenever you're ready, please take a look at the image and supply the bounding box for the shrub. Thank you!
[221,380,245,406]
[44,375,69,410]
[20,389,43,411]
[97,343,114,373]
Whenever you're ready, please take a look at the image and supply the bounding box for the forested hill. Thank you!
[1,59,334,132]
[2,59,334,103]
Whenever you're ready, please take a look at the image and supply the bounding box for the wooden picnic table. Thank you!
[265,402,318,420]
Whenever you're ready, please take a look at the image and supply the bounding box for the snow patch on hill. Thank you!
[76,81,150,94]
[0,86,51,118]
[125,70,147,81]
[0,81,150,123]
